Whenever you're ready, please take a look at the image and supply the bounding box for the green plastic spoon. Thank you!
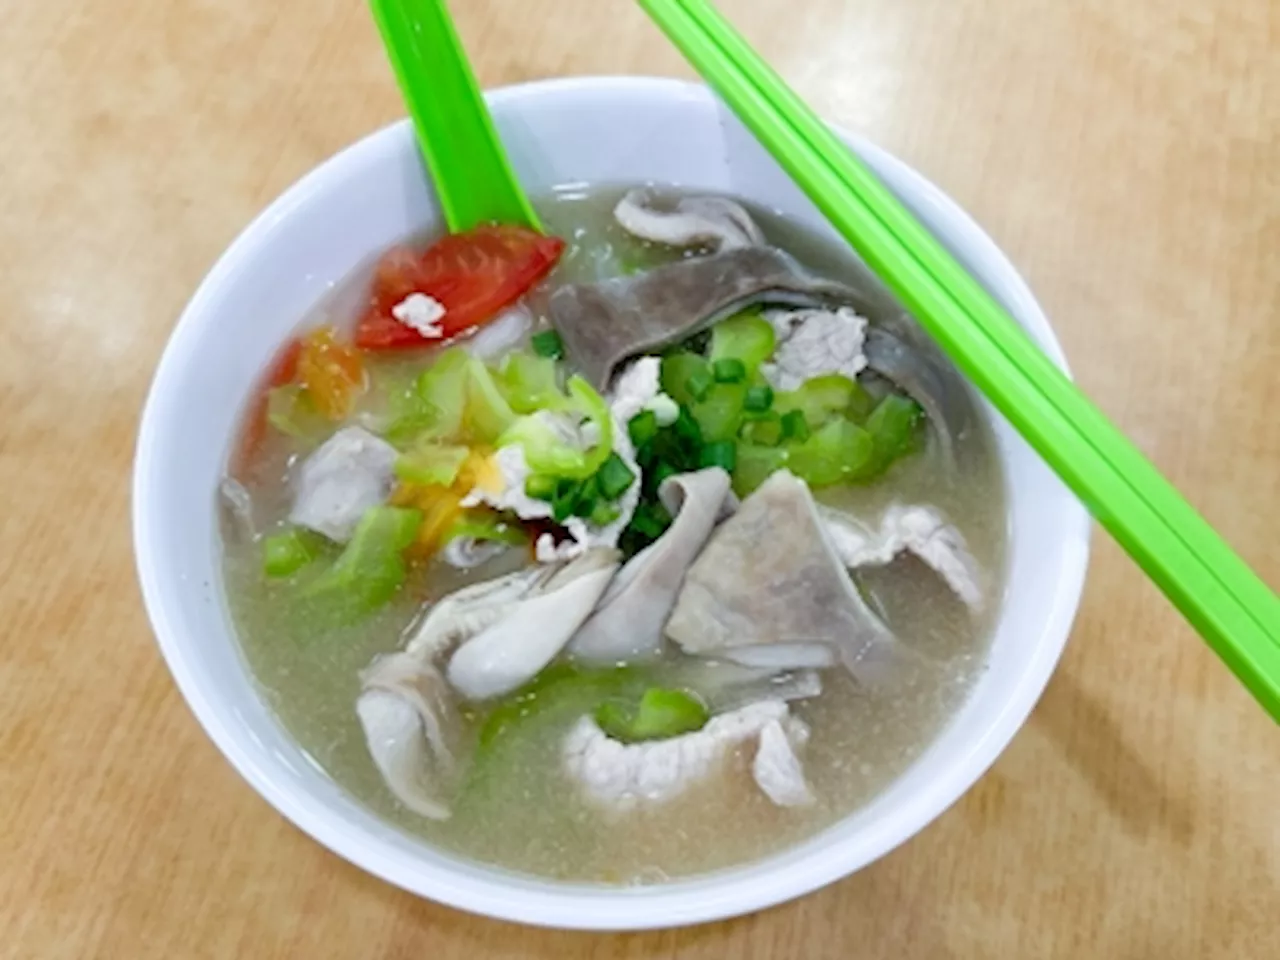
[639,0,1280,719]
[369,0,540,232]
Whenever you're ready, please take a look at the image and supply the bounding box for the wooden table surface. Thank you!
[3,0,1277,956]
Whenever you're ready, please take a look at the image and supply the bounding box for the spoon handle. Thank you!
[370,0,541,232]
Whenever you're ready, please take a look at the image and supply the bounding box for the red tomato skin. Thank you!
[355,226,566,351]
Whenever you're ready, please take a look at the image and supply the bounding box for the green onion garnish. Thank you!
[530,329,565,359]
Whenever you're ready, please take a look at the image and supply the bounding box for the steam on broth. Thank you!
[220,185,1006,882]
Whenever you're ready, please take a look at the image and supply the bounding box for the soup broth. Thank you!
[221,184,1007,882]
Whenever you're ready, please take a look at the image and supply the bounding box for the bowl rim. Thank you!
[134,74,1091,930]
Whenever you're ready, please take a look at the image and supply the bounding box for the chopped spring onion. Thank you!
[660,352,710,407]
[595,452,637,501]
[780,409,810,442]
[743,384,774,413]
[589,501,621,527]
[530,329,565,359]
[711,357,747,384]
[627,409,659,447]
[524,473,560,502]
[699,439,737,472]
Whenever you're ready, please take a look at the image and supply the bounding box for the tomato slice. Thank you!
[355,225,566,350]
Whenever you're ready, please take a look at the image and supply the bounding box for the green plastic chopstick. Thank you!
[639,0,1280,719]
[369,0,541,232]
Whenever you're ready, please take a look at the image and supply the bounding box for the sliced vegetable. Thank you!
[709,310,776,375]
[524,473,559,502]
[595,452,637,501]
[739,411,784,446]
[497,375,614,480]
[464,359,517,443]
[296,326,365,420]
[773,373,859,429]
[589,501,621,527]
[595,688,709,743]
[732,443,789,497]
[711,357,747,384]
[262,529,325,578]
[866,394,925,467]
[780,409,810,442]
[392,347,470,444]
[627,409,659,448]
[743,384,774,413]
[394,443,470,487]
[699,440,737,472]
[530,329,565,359]
[300,507,422,620]
[690,381,748,443]
[442,508,529,547]
[495,352,561,414]
[787,417,875,488]
[661,352,710,407]
[629,500,673,539]
[477,663,641,751]
[354,226,566,350]
[686,367,714,402]
[672,406,704,450]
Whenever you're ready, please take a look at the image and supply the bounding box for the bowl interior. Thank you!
[134,77,1089,930]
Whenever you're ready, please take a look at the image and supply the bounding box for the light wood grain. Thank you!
[1,0,1277,956]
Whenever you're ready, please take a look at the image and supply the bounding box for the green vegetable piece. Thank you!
[690,381,748,442]
[266,384,324,440]
[551,477,583,522]
[699,439,737,472]
[497,375,614,480]
[627,409,659,448]
[787,417,875,488]
[595,452,637,501]
[774,373,860,429]
[651,460,679,491]
[262,529,324,578]
[660,352,710,407]
[629,500,673,539]
[589,501,621,527]
[845,378,876,422]
[407,347,470,442]
[743,384,774,413]
[524,473,559,502]
[672,406,704,449]
[709,310,776,374]
[477,663,641,752]
[866,393,925,467]
[530,329,564,359]
[464,359,517,443]
[732,443,790,496]
[495,352,561,414]
[394,443,470,487]
[686,367,715,401]
[300,507,422,620]
[442,509,529,547]
[571,474,601,519]
[740,411,784,446]
[780,409,810,442]
[711,357,747,384]
[594,687,710,743]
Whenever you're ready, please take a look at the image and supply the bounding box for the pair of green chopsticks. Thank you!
[369,0,1280,720]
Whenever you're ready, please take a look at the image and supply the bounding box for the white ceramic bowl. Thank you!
[134,77,1090,930]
